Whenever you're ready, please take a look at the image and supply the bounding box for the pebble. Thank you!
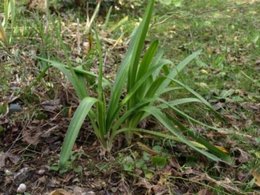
[37,169,45,175]
[4,169,12,176]
[17,183,26,193]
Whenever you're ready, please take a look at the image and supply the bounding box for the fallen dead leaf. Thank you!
[252,170,260,187]
[41,99,61,113]
[27,0,48,12]
[232,147,250,164]
[0,152,6,169]
[136,178,153,194]
[22,127,42,145]
[68,106,73,118]
[169,158,181,170]
[198,189,214,195]
[49,189,72,195]
[199,174,242,194]
[6,152,20,164]
[0,25,7,45]
[137,142,159,156]
[0,152,20,169]
[73,187,87,195]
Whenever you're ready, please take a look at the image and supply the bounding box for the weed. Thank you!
[40,0,231,168]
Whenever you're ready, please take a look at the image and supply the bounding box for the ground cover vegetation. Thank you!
[0,0,259,194]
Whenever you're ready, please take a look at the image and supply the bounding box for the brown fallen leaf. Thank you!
[27,0,48,12]
[252,170,260,187]
[0,25,7,45]
[41,99,61,113]
[22,127,42,145]
[198,189,214,195]
[0,152,20,169]
[68,106,73,118]
[202,174,242,194]
[136,178,153,193]
[190,173,242,194]
[0,152,6,169]
[49,189,72,195]
[137,142,159,156]
[231,147,250,164]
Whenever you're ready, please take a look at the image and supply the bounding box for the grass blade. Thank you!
[166,113,232,163]
[170,78,225,121]
[95,29,106,136]
[136,40,159,81]
[106,0,155,129]
[158,99,223,132]
[128,0,155,93]
[121,62,166,105]
[38,57,88,99]
[159,97,202,107]
[113,128,207,150]
[60,97,97,167]
[156,50,201,94]
[112,98,156,133]
[143,107,231,163]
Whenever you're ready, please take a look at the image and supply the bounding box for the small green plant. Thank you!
[50,150,84,174]
[2,0,16,44]
[40,0,231,168]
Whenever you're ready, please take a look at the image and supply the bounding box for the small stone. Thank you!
[17,183,26,193]
[37,169,45,175]
[9,103,22,114]
[4,169,12,176]
[256,59,260,65]
[86,191,95,195]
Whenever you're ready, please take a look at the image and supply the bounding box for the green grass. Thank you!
[152,0,260,93]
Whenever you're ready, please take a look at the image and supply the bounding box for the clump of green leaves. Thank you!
[40,0,231,168]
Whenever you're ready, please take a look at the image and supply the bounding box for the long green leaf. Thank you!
[158,99,223,132]
[166,113,232,163]
[143,107,231,163]
[136,40,159,81]
[38,57,88,99]
[60,97,97,167]
[106,0,155,129]
[95,30,106,136]
[112,98,156,133]
[105,31,137,129]
[145,76,166,98]
[155,50,201,95]
[159,97,202,107]
[35,59,110,86]
[134,40,160,100]
[112,128,207,150]
[128,0,155,94]
[38,57,101,141]
[170,78,225,121]
[121,62,166,105]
